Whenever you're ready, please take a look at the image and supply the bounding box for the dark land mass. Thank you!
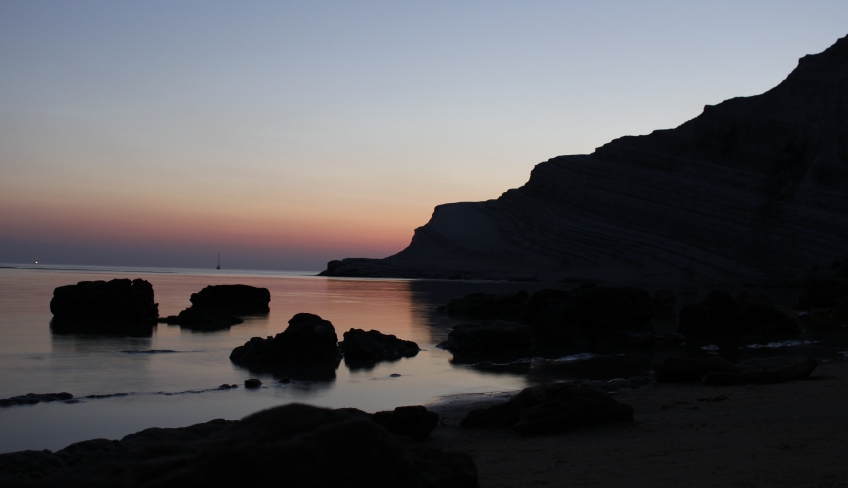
[322,35,848,286]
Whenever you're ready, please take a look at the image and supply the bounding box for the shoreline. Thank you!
[422,359,848,487]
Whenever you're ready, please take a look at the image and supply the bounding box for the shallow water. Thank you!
[0,265,581,453]
[1,264,845,454]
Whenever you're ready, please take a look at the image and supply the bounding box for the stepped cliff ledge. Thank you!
[321,35,848,285]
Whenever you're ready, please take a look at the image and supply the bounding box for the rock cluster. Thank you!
[678,290,798,338]
[460,383,633,436]
[49,279,158,333]
[437,286,657,356]
[655,356,817,385]
[230,314,420,379]
[0,404,469,487]
[321,35,848,286]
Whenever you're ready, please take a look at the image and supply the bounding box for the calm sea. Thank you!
[1,264,840,454]
[0,264,575,453]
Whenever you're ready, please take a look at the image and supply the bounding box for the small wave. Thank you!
[700,344,720,351]
[746,340,818,349]
[550,353,599,363]
[120,350,182,354]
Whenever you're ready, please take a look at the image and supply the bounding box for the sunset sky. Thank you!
[2,1,847,270]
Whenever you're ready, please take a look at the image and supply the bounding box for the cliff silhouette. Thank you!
[322,35,848,285]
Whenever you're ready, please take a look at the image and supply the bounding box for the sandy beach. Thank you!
[426,359,848,488]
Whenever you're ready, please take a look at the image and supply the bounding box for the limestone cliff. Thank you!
[321,35,848,285]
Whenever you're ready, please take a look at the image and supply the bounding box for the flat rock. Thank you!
[654,357,737,382]
[189,285,270,315]
[166,307,243,330]
[0,392,73,407]
[339,329,419,365]
[49,279,158,333]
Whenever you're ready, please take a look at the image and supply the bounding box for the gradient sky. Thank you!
[1,1,847,270]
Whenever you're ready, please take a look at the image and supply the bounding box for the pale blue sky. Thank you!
[1,1,846,269]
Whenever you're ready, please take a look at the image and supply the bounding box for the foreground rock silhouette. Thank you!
[655,356,818,385]
[0,404,474,487]
[322,35,848,286]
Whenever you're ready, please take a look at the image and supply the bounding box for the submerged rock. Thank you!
[0,392,73,407]
[189,285,270,315]
[49,279,158,333]
[162,307,243,330]
[1,405,477,487]
[339,329,419,365]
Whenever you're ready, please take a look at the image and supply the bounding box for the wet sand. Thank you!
[425,360,848,488]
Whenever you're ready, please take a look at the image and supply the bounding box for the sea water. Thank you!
[0,264,839,453]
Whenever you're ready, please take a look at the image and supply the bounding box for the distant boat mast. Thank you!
[216,253,221,270]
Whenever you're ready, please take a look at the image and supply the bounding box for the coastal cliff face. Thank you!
[322,35,848,285]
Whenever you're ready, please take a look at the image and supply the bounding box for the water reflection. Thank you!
[49,318,155,337]
[50,333,152,354]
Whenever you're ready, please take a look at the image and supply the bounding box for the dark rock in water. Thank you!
[244,379,261,388]
[49,279,158,333]
[167,307,243,330]
[439,321,533,357]
[229,313,342,380]
[321,36,848,286]
[460,383,633,435]
[339,329,419,365]
[735,356,817,384]
[438,290,530,320]
[0,392,73,407]
[54,439,120,467]
[654,357,737,382]
[0,450,65,482]
[371,405,439,440]
[278,377,291,384]
[438,286,656,349]
[190,285,270,315]
[678,290,798,339]
[14,404,477,487]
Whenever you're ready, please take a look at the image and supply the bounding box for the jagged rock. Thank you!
[321,36,848,286]
[229,313,342,380]
[0,450,65,482]
[12,404,477,487]
[439,321,533,357]
[460,383,633,435]
[339,329,419,365]
[654,357,737,382]
[49,279,158,333]
[678,290,798,338]
[0,392,73,407]
[165,307,243,330]
[371,405,439,440]
[189,285,270,315]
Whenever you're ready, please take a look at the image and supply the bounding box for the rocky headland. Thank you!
[322,35,848,286]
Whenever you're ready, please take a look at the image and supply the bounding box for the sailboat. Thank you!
[216,253,221,270]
